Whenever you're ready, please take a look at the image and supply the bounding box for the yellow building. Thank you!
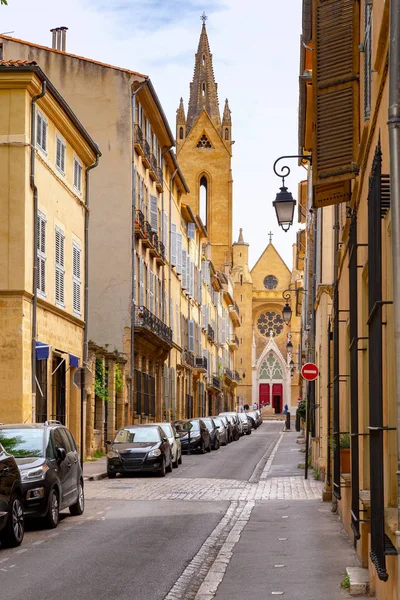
[0,61,99,450]
[299,1,399,597]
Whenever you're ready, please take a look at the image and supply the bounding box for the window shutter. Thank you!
[176,233,182,274]
[56,137,62,169]
[171,223,177,266]
[37,212,46,295]
[55,228,65,305]
[170,297,174,335]
[182,249,187,289]
[222,316,226,344]
[133,252,137,304]
[188,320,194,353]
[72,243,81,315]
[139,258,145,305]
[176,304,180,346]
[187,222,195,239]
[140,177,144,212]
[163,211,168,254]
[42,118,47,152]
[150,195,158,232]
[74,158,82,192]
[313,0,359,186]
[36,112,42,148]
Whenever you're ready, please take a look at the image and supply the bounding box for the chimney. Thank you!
[50,26,68,51]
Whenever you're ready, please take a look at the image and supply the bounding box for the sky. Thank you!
[1,0,305,270]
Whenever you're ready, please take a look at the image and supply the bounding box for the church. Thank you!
[177,19,302,415]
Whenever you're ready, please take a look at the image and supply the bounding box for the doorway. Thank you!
[259,383,270,407]
[272,383,283,413]
[52,356,66,424]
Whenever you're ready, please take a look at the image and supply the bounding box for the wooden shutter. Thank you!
[55,227,65,305]
[187,222,195,239]
[37,212,46,295]
[150,195,158,232]
[36,112,42,148]
[74,158,82,192]
[188,320,194,353]
[163,211,168,254]
[139,177,144,212]
[139,258,145,305]
[176,233,182,274]
[313,0,359,186]
[72,243,81,315]
[171,223,177,266]
[182,249,187,289]
[42,117,47,152]
[170,297,174,335]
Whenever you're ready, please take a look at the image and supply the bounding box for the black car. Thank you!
[202,418,220,450]
[107,425,173,478]
[0,443,24,548]
[0,422,84,529]
[174,419,212,453]
[219,413,240,441]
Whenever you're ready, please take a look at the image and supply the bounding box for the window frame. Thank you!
[55,226,65,308]
[36,109,48,154]
[37,211,47,298]
[72,241,81,316]
[55,133,66,175]
[73,156,83,194]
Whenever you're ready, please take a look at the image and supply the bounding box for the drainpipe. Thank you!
[30,81,47,422]
[80,152,100,465]
[388,0,400,590]
[168,167,179,419]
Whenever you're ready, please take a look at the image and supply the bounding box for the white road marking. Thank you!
[14,549,28,555]
[274,565,286,568]
[32,541,44,546]
[0,558,10,563]
[278,538,288,541]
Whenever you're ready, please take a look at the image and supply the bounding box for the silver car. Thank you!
[211,416,229,446]
[237,413,252,435]
[154,422,182,468]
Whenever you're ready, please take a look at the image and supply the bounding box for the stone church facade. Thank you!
[177,21,303,414]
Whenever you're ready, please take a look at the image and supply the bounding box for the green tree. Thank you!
[1,1,8,5]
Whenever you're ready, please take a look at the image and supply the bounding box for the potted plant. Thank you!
[339,433,351,473]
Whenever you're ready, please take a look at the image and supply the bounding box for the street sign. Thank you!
[73,366,93,390]
[301,363,319,381]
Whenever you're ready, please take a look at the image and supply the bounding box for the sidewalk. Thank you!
[213,430,370,600]
[83,457,107,480]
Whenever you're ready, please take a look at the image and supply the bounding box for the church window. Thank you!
[200,175,208,227]
[259,352,283,381]
[197,134,212,148]
[179,127,184,139]
[240,275,243,285]
[202,54,205,66]
[240,295,242,302]
[202,82,206,96]
[257,311,284,337]
[225,128,229,140]
[263,275,278,290]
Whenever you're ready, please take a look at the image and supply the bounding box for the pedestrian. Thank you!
[253,402,258,410]
[283,403,288,414]
[243,403,249,411]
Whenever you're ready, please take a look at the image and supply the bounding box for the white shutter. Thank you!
[222,316,226,344]
[182,249,187,289]
[188,320,195,353]
[176,304,180,346]
[37,212,46,295]
[170,297,174,335]
[55,227,65,306]
[74,158,82,192]
[42,118,47,152]
[163,211,168,254]
[191,261,195,298]
[171,223,177,266]
[176,233,182,274]
[150,195,158,232]
[133,252,137,304]
[187,254,190,294]
[202,305,206,330]
[139,258,145,306]
[139,177,144,212]
[187,222,195,239]
[36,112,42,148]
[72,243,81,315]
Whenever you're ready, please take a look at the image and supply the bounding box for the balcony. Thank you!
[142,140,151,169]
[135,305,173,349]
[182,349,195,368]
[134,124,144,156]
[134,209,145,239]
[224,367,234,382]
[142,220,153,247]
[207,324,215,342]
[209,375,222,391]
[149,153,158,182]
[235,370,241,383]
[228,334,239,350]
[229,301,240,326]
[149,231,159,257]
[156,241,166,266]
[156,167,163,193]
[194,355,207,373]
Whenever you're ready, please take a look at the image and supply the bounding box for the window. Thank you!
[200,176,208,227]
[150,195,158,232]
[56,134,66,174]
[257,311,284,337]
[179,127,184,139]
[36,109,48,153]
[202,54,205,66]
[197,134,212,149]
[37,211,46,296]
[55,227,65,306]
[263,275,278,290]
[225,128,229,140]
[74,157,82,193]
[364,0,372,120]
[202,82,206,96]
[72,242,81,315]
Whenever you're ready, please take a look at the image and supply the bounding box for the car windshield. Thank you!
[189,421,200,431]
[174,421,192,433]
[213,417,223,427]
[0,429,44,458]
[160,424,173,438]
[202,419,213,429]
[113,428,160,444]
[238,414,247,421]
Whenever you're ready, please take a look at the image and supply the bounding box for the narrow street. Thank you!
[0,422,363,600]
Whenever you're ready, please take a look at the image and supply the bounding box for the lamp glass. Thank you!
[273,186,296,231]
[286,340,293,351]
[282,303,292,323]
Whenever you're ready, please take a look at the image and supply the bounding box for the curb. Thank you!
[84,472,107,481]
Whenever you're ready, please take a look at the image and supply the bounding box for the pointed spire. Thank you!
[238,228,244,243]
[186,21,221,134]
[222,99,231,126]
[176,97,186,124]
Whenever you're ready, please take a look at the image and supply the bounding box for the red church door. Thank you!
[259,384,270,407]
[272,384,283,413]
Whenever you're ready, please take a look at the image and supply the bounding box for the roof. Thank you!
[0,34,148,78]
[0,61,100,157]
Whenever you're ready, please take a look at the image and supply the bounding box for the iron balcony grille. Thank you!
[182,349,195,368]
[207,325,215,341]
[195,356,208,370]
[224,367,233,381]
[144,140,151,162]
[159,241,165,260]
[212,376,222,391]
[144,220,152,238]
[157,167,163,186]
[150,153,157,172]
[135,305,172,346]
[134,124,144,148]
[150,231,159,253]
[234,370,241,383]
[135,209,145,232]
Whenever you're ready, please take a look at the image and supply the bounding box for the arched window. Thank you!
[202,82,206,96]
[179,127,184,139]
[200,175,208,227]
[202,54,205,66]
[225,128,229,140]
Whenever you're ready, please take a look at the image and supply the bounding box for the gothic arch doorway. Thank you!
[257,350,286,414]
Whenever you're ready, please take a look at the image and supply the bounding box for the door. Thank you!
[259,383,270,406]
[51,429,72,507]
[0,446,14,521]
[63,429,80,504]
[272,384,283,413]
[52,357,66,424]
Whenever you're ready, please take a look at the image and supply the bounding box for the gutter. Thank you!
[30,80,47,421]
[168,167,179,419]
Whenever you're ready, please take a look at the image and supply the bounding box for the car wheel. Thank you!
[173,452,179,468]
[234,432,240,441]
[158,458,166,477]
[246,430,252,435]
[178,452,182,465]
[44,488,59,529]
[0,494,24,548]
[167,454,173,473]
[69,481,85,516]
[107,471,116,479]
[213,439,220,450]
[199,441,206,454]
[207,440,211,452]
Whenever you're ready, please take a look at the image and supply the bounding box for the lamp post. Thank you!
[281,286,306,324]
[272,154,312,232]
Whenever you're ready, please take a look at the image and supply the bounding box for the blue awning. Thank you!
[36,341,50,361]
[69,354,79,368]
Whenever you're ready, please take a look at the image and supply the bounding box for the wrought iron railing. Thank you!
[182,349,195,368]
[144,140,151,162]
[150,231,159,253]
[234,370,241,383]
[135,305,173,345]
[144,220,152,239]
[150,153,157,173]
[134,124,144,148]
[159,241,165,260]
[224,367,233,381]
[207,324,215,341]
[195,356,208,370]
[212,375,222,391]
[157,167,163,186]
[135,209,145,232]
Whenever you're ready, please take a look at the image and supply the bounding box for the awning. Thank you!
[35,341,50,361]
[69,354,79,368]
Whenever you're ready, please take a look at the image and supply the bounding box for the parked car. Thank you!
[173,419,212,453]
[202,418,220,450]
[244,411,258,429]
[219,413,241,441]
[237,413,252,435]
[211,416,229,446]
[0,422,84,529]
[154,422,182,468]
[107,425,172,478]
[254,410,263,426]
[0,443,24,548]
[217,415,233,443]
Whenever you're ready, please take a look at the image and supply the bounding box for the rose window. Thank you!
[257,311,284,337]
[263,275,278,290]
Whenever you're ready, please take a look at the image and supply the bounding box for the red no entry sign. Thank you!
[301,363,319,381]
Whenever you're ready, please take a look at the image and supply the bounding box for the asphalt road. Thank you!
[0,421,283,600]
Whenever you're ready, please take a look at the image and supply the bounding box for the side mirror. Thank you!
[162,436,168,443]
[105,440,112,445]
[175,433,180,439]
[56,447,67,462]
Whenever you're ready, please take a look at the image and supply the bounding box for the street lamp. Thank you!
[282,302,292,324]
[272,154,312,232]
[282,286,306,324]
